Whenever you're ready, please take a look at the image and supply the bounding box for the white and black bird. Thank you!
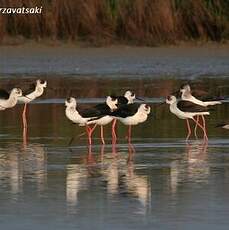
[18,79,47,128]
[0,88,23,110]
[179,84,222,137]
[109,103,151,143]
[166,95,210,141]
[109,90,144,143]
[65,96,118,145]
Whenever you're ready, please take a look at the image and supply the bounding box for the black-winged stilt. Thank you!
[180,84,222,137]
[166,95,210,141]
[109,103,151,143]
[18,79,47,129]
[65,96,118,145]
[0,88,23,110]
[110,90,144,144]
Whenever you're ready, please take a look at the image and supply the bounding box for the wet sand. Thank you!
[0,43,229,76]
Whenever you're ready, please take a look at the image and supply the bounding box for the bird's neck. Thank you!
[35,86,44,95]
[7,94,18,106]
[182,91,191,99]
[170,102,178,113]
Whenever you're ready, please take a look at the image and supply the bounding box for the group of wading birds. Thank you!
[0,79,228,145]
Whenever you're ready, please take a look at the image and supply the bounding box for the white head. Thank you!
[166,95,177,105]
[180,84,191,94]
[36,79,47,88]
[106,96,118,110]
[124,90,135,103]
[138,104,151,114]
[65,97,77,108]
[10,88,22,97]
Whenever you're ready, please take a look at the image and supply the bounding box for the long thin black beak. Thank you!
[136,97,144,101]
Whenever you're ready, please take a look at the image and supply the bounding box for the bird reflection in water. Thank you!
[186,141,209,182]
[170,141,209,194]
[65,143,151,213]
[0,143,47,196]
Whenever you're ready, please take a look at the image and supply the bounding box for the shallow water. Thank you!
[0,75,229,230]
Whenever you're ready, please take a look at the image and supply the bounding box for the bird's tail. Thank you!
[215,122,229,129]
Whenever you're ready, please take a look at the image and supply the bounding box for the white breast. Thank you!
[0,97,18,109]
[118,112,148,126]
[96,116,113,126]
[65,107,89,125]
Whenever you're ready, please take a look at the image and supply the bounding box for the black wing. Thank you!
[111,103,139,118]
[117,96,128,105]
[22,83,36,96]
[110,95,128,105]
[177,100,209,113]
[0,89,9,99]
[192,89,224,101]
[79,103,110,118]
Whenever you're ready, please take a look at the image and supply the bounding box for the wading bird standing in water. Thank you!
[166,95,210,141]
[110,90,144,144]
[65,96,118,145]
[179,84,222,138]
[18,79,47,129]
[109,103,151,144]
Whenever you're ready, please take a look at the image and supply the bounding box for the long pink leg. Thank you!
[100,126,105,145]
[128,125,132,143]
[22,103,28,129]
[194,115,199,139]
[185,119,192,141]
[86,124,97,145]
[85,126,92,145]
[112,119,117,144]
[201,115,208,141]
[193,117,208,141]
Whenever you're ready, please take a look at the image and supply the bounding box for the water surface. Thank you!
[0,75,229,229]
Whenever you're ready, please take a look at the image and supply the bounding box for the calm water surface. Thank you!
[0,76,229,230]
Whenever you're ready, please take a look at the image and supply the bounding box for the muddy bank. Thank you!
[0,44,229,77]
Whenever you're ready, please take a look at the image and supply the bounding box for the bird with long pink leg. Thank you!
[166,95,211,142]
[65,96,118,145]
[109,90,144,144]
[18,79,47,129]
[108,103,151,144]
[179,84,222,138]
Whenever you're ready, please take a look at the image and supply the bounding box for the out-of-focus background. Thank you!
[0,0,228,46]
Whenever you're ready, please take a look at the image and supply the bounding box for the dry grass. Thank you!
[0,0,228,45]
